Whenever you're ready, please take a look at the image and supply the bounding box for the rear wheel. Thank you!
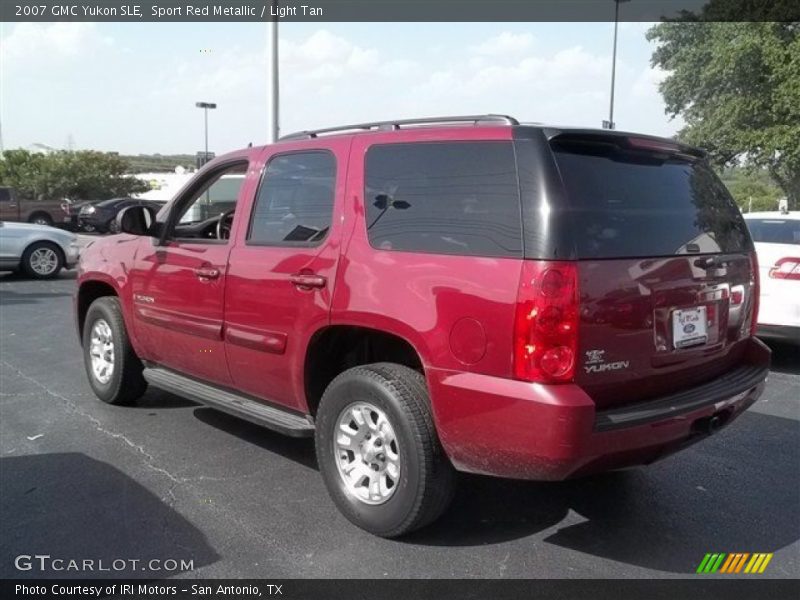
[29,212,53,226]
[315,363,456,537]
[82,297,147,405]
[21,242,63,279]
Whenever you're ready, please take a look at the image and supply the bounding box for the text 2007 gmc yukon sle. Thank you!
[76,115,770,537]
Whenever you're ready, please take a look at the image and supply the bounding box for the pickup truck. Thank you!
[0,186,68,226]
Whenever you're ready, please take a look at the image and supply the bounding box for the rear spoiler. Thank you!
[543,128,706,160]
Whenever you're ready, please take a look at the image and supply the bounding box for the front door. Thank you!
[224,142,348,411]
[130,157,254,386]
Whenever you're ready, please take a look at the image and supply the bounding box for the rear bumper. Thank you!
[429,337,770,480]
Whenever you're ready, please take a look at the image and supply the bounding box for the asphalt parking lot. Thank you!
[1,270,798,579]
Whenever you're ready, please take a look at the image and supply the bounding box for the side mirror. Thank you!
[117,205,159,236]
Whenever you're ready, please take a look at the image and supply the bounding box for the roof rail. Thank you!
[279,114,519,141]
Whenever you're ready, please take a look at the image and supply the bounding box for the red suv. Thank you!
[76,115,770,537]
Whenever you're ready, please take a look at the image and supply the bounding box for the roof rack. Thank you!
[279,114,519,141]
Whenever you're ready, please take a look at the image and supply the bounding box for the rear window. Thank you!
[745,218,800,245]
[364,141,522,258]
[551,141,750,258]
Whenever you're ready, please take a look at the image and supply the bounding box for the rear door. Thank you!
[223,141,347,412]
[549,134,756,408]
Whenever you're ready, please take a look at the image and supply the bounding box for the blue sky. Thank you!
[0,21,681,155]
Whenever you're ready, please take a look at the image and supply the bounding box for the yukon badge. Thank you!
[584,349,630,374]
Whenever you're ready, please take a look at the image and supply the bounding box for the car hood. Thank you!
[1,221,63,232]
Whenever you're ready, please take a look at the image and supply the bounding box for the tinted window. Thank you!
[0,188,11,202]
[248,152,335,245]
[552,141,749,258]
[364,142,522,257]
[746,218,800,245]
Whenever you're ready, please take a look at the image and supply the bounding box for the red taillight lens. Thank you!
[514,261,579,383]
[749,253,760,336]
[768,257,800,280]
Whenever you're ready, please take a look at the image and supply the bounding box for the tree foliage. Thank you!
[0,150,149,201]
[648,21,800,207]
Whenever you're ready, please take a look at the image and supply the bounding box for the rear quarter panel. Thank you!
[332,127,522,377]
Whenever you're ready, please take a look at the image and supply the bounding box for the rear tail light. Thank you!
[749,253,760,336]
[513,261,579,383]
[768,257,800,280]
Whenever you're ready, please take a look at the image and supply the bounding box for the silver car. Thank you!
[0,221,80,279]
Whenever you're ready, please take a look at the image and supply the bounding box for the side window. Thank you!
[0,188,11,203]
[248,151,336,245]
[364,141,522,257]
[175,162,247,228]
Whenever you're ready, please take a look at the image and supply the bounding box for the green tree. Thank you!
[0,150,148,201]
[648,21,799,207]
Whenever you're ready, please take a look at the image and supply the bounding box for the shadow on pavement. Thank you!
[193,407,318,471]
[0,288,73,306]
[0,453,218,578]
[133,386,199,410]
[402,411,799,573]
[764,340,800,375]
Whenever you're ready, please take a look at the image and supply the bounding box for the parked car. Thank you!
[0,186,70,226]
[61,199,97,231]
[0,221,80,278]
[78,197,165,233]
[743,210,800,343]
[76,115,770,537]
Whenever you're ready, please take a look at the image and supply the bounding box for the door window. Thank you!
[170,162,248,241]
[247,151,336,246]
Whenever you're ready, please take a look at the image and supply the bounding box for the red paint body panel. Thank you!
[76,124,769,482]
[222,137,351,411]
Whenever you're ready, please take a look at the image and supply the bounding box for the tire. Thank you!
[315,363,456,537]
[29,212,53,226]
[107,218,120,234]
[21,241,63,279]
[82,296,147,405]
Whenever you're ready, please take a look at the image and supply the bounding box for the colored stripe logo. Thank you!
[696,552,773,574]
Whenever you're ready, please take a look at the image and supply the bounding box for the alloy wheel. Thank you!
[334,402,401,505]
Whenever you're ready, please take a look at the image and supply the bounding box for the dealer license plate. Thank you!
[672,306,708,349]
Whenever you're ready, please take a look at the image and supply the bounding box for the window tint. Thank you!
[248,151,336,245]
[364,142,522,257]
[745,218,800,245]
[551,141,750,258]
[0,188,11,202]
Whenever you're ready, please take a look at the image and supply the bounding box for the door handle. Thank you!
[195,267,220,280]
[289,273,326,290]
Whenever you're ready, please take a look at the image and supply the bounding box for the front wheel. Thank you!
[315,363,456,537]
[82,296,147,405]
[21,242,63,279]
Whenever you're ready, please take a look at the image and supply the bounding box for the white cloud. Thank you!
[633,65,668,98]
[471,32,535,57]
[1,23,112,69]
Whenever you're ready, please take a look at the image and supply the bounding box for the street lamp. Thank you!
[605,0,631,129]
[195,101,217,162]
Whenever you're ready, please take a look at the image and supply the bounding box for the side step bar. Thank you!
[142,367,315,438]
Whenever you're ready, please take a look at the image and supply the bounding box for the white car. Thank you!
[743,211,800,343]
[0,221,80,279]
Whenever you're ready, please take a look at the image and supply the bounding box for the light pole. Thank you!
[195,101,217,163]
[605,0,630,129]
[268,0,280,142]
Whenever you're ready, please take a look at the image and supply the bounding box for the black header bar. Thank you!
[2,0,799,23]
